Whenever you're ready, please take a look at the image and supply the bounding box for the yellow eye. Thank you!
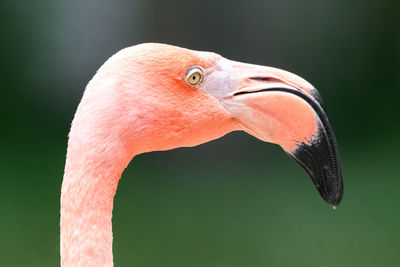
[185,66,204,86]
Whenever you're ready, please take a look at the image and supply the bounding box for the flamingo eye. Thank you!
[185,66,204,86]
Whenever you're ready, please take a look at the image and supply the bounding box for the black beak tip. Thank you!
[291,126,343,208]
[319,171,344,207]
[288,87,343,208]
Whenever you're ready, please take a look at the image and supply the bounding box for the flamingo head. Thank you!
[84,43,343,207]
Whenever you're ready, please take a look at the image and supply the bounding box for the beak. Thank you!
[201,59,343,207]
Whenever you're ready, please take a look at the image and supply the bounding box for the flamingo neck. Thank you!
[59,45,236,266]
[60,130,132,267]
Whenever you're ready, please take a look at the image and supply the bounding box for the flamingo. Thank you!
[61,43,343,267]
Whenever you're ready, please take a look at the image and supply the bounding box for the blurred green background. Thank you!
[1,0,399,266]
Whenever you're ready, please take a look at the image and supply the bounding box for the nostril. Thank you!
[249,77,282,83]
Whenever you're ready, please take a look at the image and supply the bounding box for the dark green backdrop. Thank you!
[1,0,399,266]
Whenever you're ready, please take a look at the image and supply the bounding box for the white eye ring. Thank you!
[185,66,204,86]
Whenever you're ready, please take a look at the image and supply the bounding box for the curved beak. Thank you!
[201,59,343,207]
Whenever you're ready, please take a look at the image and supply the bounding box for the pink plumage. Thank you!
[61,43,342,266]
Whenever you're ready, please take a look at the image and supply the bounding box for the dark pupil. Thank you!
[192,76,196,80]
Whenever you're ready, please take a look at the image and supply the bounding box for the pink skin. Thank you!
[61,43,318,267]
